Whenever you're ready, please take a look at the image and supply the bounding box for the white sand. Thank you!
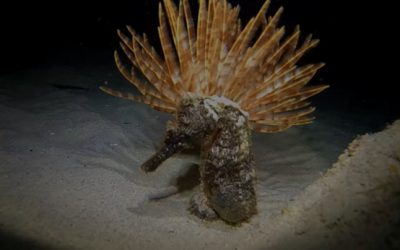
[0,66,399,249]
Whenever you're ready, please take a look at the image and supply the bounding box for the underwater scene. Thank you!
[1,0,398,249]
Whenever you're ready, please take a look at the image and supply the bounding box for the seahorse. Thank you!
[100,0,328,224]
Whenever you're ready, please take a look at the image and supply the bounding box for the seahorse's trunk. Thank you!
[201,106,257,224]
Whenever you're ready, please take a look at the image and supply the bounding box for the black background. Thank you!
[1,0,397,115]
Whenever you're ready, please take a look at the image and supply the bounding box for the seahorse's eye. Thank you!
[181,114,191,125]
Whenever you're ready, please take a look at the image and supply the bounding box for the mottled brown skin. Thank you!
[141,96,257,224]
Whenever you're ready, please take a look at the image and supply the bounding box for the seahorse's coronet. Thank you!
[202,95,249,121]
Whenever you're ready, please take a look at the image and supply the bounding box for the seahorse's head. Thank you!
[173,96,219,139]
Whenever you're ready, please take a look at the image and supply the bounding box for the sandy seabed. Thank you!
[1,65,399,249]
